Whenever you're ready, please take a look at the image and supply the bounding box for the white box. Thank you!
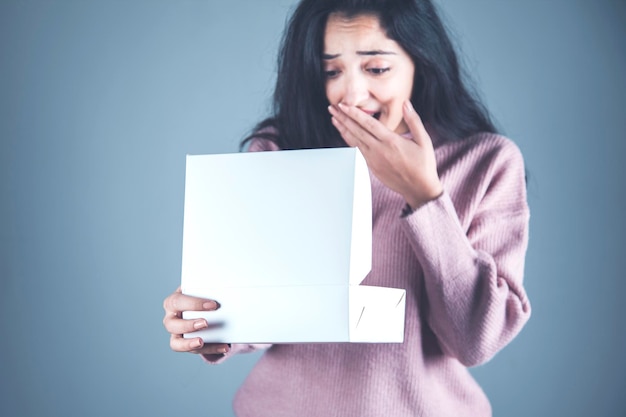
[181,147,406,343]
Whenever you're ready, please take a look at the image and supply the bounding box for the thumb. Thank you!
[403,101,432,148]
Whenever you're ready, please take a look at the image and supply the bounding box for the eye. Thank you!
[368,67,390,75]
[324,70,340,79]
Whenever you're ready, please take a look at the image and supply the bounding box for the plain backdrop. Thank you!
[1,0,624,416]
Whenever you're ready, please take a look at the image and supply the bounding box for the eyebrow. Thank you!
[322,50,397,60]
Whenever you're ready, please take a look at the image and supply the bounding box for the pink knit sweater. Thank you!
[204,132,531,417]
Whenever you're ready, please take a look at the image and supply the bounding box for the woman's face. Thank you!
[323,13,415,134]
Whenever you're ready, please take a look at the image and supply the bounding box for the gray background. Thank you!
[1,0,624,416]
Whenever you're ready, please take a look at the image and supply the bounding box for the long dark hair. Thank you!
[241,0,497,150]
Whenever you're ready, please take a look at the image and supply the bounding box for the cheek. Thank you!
[379,98,406,131]
[381,82,411,117]
[383,99,404,121]
[325,83,339,105]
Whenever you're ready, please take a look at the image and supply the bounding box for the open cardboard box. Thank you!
[181,147,406,343]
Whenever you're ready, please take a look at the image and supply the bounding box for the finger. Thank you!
[337,103,394,144]
[170,333,203,352]
[402,101,432,148]
[169,334,230,355]
[163,290,219,315]
[330,111,368,150]
[163,314,210,335]
[194,343,231,356]
[329,105,377,149]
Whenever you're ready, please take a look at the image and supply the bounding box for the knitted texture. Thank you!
[204,132,531,417]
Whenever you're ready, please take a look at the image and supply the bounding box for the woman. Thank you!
[163,0,531,415]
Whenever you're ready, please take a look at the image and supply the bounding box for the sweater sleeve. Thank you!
[400,137,531,367]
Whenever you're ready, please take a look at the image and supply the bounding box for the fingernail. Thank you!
[219,345,229,354]
[203,301,219,310]
[404,101,414,112]
[194,320,208,330]
[192,338,203,348]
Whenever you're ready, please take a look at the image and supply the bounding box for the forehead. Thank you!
[323,13,395,51]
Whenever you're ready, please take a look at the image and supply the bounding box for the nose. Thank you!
[340,72,369,106]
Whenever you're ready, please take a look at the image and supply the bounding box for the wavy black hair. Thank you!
[241,0,497,150]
